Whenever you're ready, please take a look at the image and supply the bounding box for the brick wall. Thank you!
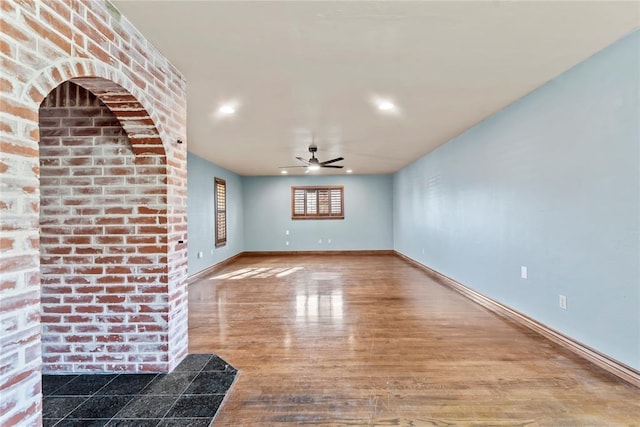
[0,1,188,425]
[39,81,169,373]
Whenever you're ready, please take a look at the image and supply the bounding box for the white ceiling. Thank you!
[112,1,639,176]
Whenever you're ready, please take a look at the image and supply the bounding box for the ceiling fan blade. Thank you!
[295,156,310,165]
[321,165,344,168]
[279,165,308,168]
[320,157,344,165]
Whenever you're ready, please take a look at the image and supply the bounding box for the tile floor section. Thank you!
[42,354,237,427]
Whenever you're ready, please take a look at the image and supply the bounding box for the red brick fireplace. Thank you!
[0,1,189,424]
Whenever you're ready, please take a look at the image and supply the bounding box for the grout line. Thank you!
[60,395,92,421]
[44,354,235,425]
[210,368,241,426]
[134,373,161,395]
[43,374,79,397]
[109,374,162,421]
[94,373,121,396]
[153,354,214,422]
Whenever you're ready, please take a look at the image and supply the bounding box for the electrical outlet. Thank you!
[285,241,289,246]
[285,229,289,235]
[197,251,203,259]
[327,238,331,244]
[521,266,528,279]
[210,249,214,255]
[318,239,322,244]
[559,295,567,309]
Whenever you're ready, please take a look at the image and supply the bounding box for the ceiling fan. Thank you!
[280,143,344,171]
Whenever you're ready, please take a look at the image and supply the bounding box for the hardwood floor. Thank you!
[188,254,639,426]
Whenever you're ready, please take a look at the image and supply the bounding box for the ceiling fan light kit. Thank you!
[280,143,345,172]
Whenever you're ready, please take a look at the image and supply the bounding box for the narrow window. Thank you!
[291,186,344,220]
[215,177,227,247]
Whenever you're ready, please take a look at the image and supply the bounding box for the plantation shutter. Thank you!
[215,178,227,247]
[330,188,342,214]
[293,189,306,215]
[291,186,344,219]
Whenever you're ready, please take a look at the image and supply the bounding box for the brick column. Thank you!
[0,1,188,425]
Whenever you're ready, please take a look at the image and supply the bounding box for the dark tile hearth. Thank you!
[43,354,237,427]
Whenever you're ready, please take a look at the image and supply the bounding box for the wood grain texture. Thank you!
[395,251,640,389]
[188,254,639,426]
[187,252,245,285]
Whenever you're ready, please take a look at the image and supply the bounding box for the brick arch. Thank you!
[1,2,188,424]
[22,59,170,158]
[33,73,173,373]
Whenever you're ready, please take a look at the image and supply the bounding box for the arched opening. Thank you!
[1,4,189,422]
[38,81,170,373]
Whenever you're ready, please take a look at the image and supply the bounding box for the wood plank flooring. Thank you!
[188,254,639,426]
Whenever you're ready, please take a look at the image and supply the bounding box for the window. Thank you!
[215,177,227,247]
[291,186,344,220]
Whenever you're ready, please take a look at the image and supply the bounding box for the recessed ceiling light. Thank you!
[369,95,401,115]
[377,101,395,111]
[346,169,353,174]
[280,170,288,174]
[219,105,236,114]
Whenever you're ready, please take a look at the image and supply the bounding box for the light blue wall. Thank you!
[393,31,640,370]
[187,152,244,275]
[243,175,393,251]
